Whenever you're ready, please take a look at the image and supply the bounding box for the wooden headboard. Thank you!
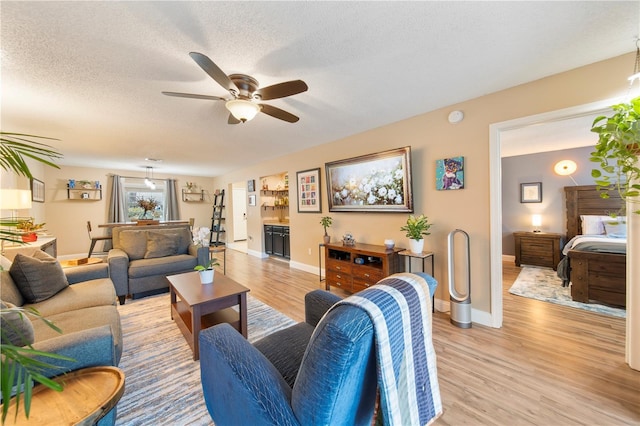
[564,185,623,240]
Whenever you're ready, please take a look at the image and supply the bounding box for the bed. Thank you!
[558,185,627,308]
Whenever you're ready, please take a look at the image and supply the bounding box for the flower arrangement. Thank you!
[16,218,45,233]
[137,197,158,212]
[331,160,405,206]
[192,226,211,247]
[400,214,432,240]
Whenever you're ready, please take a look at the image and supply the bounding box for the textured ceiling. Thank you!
[1,1,638,177]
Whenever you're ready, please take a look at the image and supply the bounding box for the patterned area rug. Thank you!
[509,267,626,318]
[114,293,296,425]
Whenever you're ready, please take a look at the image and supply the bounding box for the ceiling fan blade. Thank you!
[189,52,239,94]
[259,104,300,123]
[228,113,241,125]
[256,80,308,100]
[162,91,225,101]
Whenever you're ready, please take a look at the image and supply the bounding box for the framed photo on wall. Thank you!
[325,146,413,212]
[248,194,256,206]
[30,178,45,203]
[520,182,542,203]
[296,168,321,213]
[247,179,255,192]
[435,156,464,190]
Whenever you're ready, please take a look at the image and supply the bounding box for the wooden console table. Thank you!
[324,242,404,293]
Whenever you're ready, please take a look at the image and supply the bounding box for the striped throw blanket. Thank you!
[337,273,442,426]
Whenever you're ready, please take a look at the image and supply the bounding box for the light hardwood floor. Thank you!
[220,249,640,425]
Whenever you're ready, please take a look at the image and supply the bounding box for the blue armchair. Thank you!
[199,272,439,426]
[199,290,377,425]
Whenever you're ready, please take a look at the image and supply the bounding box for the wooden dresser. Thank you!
[324,242,404,293]
[513,231,564,270]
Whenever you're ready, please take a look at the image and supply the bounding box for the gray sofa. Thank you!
[108,224,209,304]
[1,253,122,425]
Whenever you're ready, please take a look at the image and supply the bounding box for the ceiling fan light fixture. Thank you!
[226,99,261,122]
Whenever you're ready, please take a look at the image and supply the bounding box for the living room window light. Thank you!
[122,178,167,221]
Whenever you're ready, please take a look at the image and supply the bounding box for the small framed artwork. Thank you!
[248,194,256,206]
[31,178,45,203]
[247,179,255,192]
[435,156,464,190]
[297,167,321,213]
[520,182,542,203]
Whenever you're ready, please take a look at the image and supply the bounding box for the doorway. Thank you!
[231,184,248,252]
[489,98,617,328]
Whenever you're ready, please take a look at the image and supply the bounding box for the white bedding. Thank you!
[562,234,627,256]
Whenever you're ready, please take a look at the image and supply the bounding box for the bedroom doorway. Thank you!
[491,98,639,369]
[489,98,621,328]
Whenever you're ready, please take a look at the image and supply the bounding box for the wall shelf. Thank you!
[67,184,102,200]
[182,189,205,202]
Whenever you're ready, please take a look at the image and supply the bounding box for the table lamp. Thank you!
[532,214,542,233]
[0,189,32,219]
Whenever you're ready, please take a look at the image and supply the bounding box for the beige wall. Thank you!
[2,165,215,256]
[211,52,634,315]
[2,53,633,316]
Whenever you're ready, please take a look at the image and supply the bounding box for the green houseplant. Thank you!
[195,259,221,284]
[1,131,68,423]
[590,96,640,215]
[320,216,332,244]
[400,214,432,254]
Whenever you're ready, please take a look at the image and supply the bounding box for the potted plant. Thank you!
[320,216,332,244]
[400,214,432,254]
[1,131,70,422]
[16,218,45,242]
[195,259,221,284]
[590,96,640,215]
[137,197,158,220]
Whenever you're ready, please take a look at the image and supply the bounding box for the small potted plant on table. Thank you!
[320,216,333,244]
[16,218,45,242]
[195,259,221,284]
[400,214,432,254]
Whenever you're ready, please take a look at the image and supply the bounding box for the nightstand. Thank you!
[514,231,565,270]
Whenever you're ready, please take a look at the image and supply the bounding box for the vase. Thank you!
[409,238,424,254]
[199,269,214,284]
[323,234,331,244]
[21,233,38,243]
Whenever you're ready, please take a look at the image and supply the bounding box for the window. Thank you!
[122,178,167,221]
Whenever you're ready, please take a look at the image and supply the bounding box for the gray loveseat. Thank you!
[1,251,122,425]
[108,224,209,304]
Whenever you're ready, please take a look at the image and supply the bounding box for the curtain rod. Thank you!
[108,174,173,181]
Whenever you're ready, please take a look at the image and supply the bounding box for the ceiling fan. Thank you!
[162,52,308,124]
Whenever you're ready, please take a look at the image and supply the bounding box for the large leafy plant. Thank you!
[590,96,640,215]
[400,214,432,240]
[1,131,68,423]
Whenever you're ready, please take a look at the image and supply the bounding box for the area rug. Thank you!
[114,293,296,425]
[509,266,626,318]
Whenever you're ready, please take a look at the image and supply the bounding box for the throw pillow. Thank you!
[580,215,605,235]
[9,251,69,303]
[117,230,148,260]
[0,300,35,346]
[145,231,179,259]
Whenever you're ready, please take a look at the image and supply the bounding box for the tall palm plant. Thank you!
[1,131,69,423]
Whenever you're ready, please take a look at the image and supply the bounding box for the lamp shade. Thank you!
[532,214,542,227]
[225,99,261,122]
[0,189,32,210]
[553,160,577,176]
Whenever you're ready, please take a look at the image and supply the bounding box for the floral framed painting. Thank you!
[325,146,413,212]
[297,168,322,213]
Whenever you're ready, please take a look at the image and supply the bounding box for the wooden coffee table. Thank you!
[167,271,250,360]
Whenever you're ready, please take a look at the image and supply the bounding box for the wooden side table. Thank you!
[513,231,565,270]
[1,366,125,426]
